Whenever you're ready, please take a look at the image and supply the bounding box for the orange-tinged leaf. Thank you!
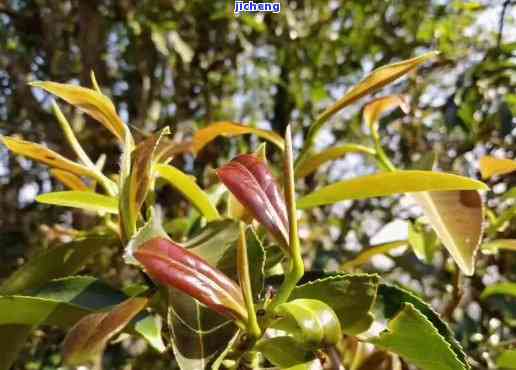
[1,136,96,178]
[154,139,193,163]
[30,81,127,143]
[193,121,284,154]
[479,156,516,179]
[50,169,90,191]
[295,144,375,178]
[363,95,410,132]
[411,190,484,276]
[63,297,148,367]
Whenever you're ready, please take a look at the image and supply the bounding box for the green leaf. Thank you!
[370,303,467,370]
[134,314,166,353]
[256,336,314,368]
[497,349,516,369]
[273,299,342,349]
[298,170,488,209]
[246,228,266,300]
[0,235,118,295]
[341,240,408,270]
[36,191,118,214]
[481,282,516,300]
[376,284,467,366]
[295,144,375,179]
[289,274,379,335]
[411,190,484,276]
[481,239,516,254]
[63,297,148,367]
[155,163,221,221]
[193,121,284,153]
[408,220,439,263]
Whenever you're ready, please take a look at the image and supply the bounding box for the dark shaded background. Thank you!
[0,0,515,369]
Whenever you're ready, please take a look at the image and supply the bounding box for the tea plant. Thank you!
[1,52,500,370]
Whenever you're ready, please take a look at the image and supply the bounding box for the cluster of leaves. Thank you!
[3,48,515,370]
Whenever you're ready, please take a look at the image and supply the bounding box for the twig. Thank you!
[442,269,464,321]
[497,0,513,49]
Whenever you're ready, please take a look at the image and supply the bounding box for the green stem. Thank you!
[372,130,396,172]
[237,222,261,339]
[268,125,304,312]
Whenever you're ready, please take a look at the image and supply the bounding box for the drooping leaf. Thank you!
[411,190,484,276]
[30,81,127,143]
[134,314,166,353]
[369,303,467,370]
[479,156,516,179]
[218,154,289,250]
[295,144,375,179]
[193,121,284,154]
[497,349,516,369]
[481,282,516,300]
[155,163,221,221]
[1,136,96,178]
[63,297,148,366]
[363,95,409,135]
[289,274,379,335]
[36,191,118,214]
[273,299,342,349]
[298,170,487,209]
[256,336,315,368]
[341,240,408,270]
[134,237,247,322]
[481,239,516,254]
[376,283,467,365]
[0,235,118,295]
[51,169,90,191]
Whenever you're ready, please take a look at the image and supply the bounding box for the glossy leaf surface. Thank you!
[273,299,342,349]
[411,190,484,276]
[479,156,516,179]
[36,191,118,214]
[363,95,410,131]
[370,303,467,370]
[155,163,221,221]
[298,170,487,209]
[218,154,289,250]
[30,81,127,142]
[289,274,379,335]
[135,237,246,321]
[193,121,284,153]
[1,136,96,178]
[63,297,148,366]
[256,336,314,368]
[295,144,375,179]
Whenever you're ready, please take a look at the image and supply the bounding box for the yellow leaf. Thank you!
[193,121,284,154]
[315,52,438,129]
[36,191,118,214]
[29,81,127,143]
[411,190,484,276]
[50,169,89,191]
[479,156,516,179]
[297,170,488,209]
[295,144,375,178]
[2,136,96,178]
[363,95,410,135]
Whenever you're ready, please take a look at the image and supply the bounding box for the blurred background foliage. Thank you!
[0,0,515,369]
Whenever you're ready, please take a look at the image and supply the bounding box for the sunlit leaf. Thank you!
[134,237,247,322]
[193,121,284,153]
[289,274,379,335]
[51,169,90,191]
[63,297,148,366]
[154,139,193,163]
[481,239,516,254]
[363,95,409,135]
[411,190,484,276]
[134,314,166,353]
[481,282,516,300]
[155,163,221,222]
[218,154,289,250]
[1,136,96,178]
[479,156,516,179]
[273,299,342,349]
[342,240,408,270]
[369,303,468,370]
[298,170,488,209]
[36,191,118,214]
[497,349,516,369]
[295,144,375,179]
[30,81,127,143]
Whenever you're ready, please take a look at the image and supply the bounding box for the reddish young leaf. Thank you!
[217,154,289,250]
[134,237,247,322]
